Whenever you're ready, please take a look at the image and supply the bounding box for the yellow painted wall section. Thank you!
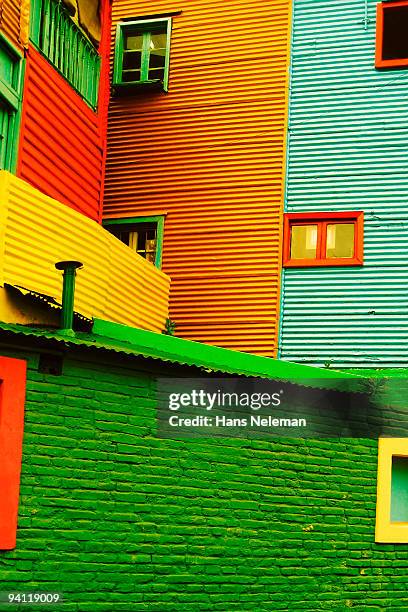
[0,171,170,332]
[0,0,29,48]
[105,0,292,357]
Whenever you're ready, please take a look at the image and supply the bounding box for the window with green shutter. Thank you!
[0,35,24,173]
[113,18,172,92]
[104,216,165,268]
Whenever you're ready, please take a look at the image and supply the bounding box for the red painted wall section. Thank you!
[17,0,112,223]
[0,356,27,550]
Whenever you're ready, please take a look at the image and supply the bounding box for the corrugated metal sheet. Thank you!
[280,0,408,367]
[104,0,292,357]
[0,0,29,49]
[10,284,92,322]
[0,171,170,332]
[0,320,360,383]
[17,46,104,221]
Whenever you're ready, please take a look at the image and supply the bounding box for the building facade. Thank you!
[0,1,407,609]
[0,0,111,220]
[0,325,407,610]
[279,0,408,368]
[0,0,171,332]
[104,0,292,356]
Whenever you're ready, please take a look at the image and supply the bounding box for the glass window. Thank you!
[290,225,318,260]
[376,439,408,543]
[105,217,164,268]
[376,1,408,68]
[114,19,171,91]
[382,6,408,61]
[326,223,355,259]
[391,456,408,523]
[283,212,363,268]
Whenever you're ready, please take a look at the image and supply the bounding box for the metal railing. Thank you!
[38,0,100,108]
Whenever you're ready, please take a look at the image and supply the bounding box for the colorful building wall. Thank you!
[17,47,105,221]
[0,171,170,331]
[104,0,292,357]
[15,0,112,221]
[0,340,407,610]
[279,0,408,368]
[0,0,29,49]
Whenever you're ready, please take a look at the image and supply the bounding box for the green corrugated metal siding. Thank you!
[280,0,408,367]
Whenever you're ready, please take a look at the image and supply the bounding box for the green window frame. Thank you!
[113,18,172,91]
[104,216,165,268]
[30,0,100,108]
[0,34,24,173]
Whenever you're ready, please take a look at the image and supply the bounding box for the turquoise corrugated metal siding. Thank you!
[280,0,408,367]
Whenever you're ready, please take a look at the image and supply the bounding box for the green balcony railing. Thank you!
[33,0,100,108]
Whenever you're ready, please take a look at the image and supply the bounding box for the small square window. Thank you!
[283,212,364,268]
[391,456,408,523]
[376,438,408,543]
[376,1,408,68]
[104,216,164,268]
[113,18,171,91]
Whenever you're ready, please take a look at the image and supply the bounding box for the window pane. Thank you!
[148,31,166,80]
[122,69,141,82]
[290,225,318,259]
[382,6,408,61]
[108,222,158,264]
[125,33,143,50]
[391,456,408,523]
[123,50,142,70]
[149,50,166,68]
[326,223,354,259]
[148,67,165,81]
[150,32,167,49]
[115,230,132,246]
[137,225,157,262]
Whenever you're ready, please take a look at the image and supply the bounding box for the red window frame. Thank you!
[0,356,27,550]
[283,211,364,268]
[376,0,408,69]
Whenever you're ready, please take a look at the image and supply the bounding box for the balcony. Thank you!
[0,171,170,332]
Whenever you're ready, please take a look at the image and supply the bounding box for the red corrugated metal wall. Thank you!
[17,46,103,221]
[104,0,291,356]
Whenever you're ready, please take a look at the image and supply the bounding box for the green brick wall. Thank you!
[0,346,407,611]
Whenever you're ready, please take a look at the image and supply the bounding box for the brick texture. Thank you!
[0,348,407,611]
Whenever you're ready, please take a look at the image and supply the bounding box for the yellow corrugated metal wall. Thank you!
[0,171,170,332]
[105,0,292,356]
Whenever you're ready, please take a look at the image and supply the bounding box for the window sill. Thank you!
[113,79,167,94]
[375,58,408,69]
[283,258,363,268]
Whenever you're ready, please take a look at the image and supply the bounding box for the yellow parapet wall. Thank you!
[0,171,170,332]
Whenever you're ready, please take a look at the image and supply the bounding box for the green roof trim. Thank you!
[90,319,357,381]
[0,319,362,384]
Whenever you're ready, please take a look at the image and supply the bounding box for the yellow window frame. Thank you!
[376,438,408,543]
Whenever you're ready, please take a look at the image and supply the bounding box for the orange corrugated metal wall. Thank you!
[0,0,29,49]
[104,0,292,356]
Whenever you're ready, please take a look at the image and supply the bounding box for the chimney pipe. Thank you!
[55,261,83,335]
